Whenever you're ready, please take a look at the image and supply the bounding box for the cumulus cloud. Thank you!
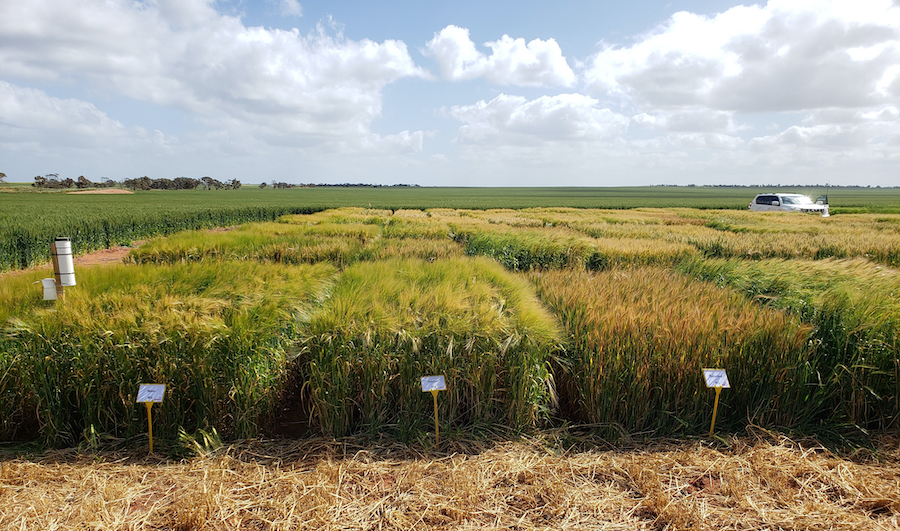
[0,0,424,146]
[426,25,576,87]
[584,0,900,112]
[631,109,744,132]
[750,122,889,150]
[448,93,628,144]
[279,0,303,17]
[362,130,424,153]
[0,81,159,149]
[650,132,745,150]
[801,105,900,125]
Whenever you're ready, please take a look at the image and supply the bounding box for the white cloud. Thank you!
[448,93,629,145]
[362,130,424,153]
[0,0,424,147]
[0,81,160,149]
[279,0,303,17]
[750,122,887,150]
[584,0,900,112]
[630,109,744,132]
[801,105,900,125]
[657,132,745,150]
[425,25,576,87]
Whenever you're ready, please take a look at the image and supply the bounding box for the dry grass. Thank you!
[1,434,898,530]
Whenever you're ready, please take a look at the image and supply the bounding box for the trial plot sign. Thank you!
[703,369,730,389]
[421,375,446,447]
[137,383,166,454]
[703,369,729,438]
[137,384,166,403]
[420,375,447,392]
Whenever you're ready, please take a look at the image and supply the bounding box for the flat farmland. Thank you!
[2,185,897,272]
[1,189,898,529]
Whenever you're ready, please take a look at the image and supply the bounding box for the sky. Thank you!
[0,0,898,187]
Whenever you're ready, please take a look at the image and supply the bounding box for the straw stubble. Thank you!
[1,435,898,530]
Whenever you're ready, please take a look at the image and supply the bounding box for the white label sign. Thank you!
[421,375,446,392]
[137,384,166,403]
[703,369,730,388]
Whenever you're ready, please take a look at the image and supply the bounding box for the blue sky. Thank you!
[1,0,898,186]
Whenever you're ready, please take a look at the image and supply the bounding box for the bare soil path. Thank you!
[0,243,141,281]
[72,243,140,267]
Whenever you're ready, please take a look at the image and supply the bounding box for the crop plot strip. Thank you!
[0,206,898,446]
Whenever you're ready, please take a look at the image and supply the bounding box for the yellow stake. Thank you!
[146,402,154,454]
[709,386,722,437]
[431,389,440,447]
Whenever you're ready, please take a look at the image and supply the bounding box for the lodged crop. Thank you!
[679,257,900,431]
[532,267,813,435]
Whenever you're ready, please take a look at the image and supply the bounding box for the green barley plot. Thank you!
[678,257,900,432]
[0,261,335,444]
[298,257,562,438]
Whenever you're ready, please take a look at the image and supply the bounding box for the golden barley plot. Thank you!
[531,267,813,435]
[128,211,461,267]
[679,256,900,430]
[515,208,900,267]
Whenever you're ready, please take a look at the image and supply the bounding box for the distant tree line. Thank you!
[651,184,893,189]
[302,183,420,188]
[260,181,420,189]
[121,176,241,191]
[28,173,422,191]
[30,174,110,189]
[30,174,240,191]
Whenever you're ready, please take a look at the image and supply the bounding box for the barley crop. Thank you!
[532,267,813,436]
[679,257,900,431]
[0,261,335,444]
[298,257,562,438]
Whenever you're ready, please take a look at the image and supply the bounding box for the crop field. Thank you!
[1,194,899,529]
[2,205,898,445]
[2,185,898,272]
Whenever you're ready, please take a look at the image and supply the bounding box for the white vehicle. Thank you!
[748,193,829,216]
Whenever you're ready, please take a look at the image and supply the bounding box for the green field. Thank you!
[1,201,897,448]
[2,185,898,273]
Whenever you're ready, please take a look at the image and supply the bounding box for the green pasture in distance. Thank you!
[1,186,897,271]
[2,184,898,213]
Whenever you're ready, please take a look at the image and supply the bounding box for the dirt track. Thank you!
[0,244,139,280]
